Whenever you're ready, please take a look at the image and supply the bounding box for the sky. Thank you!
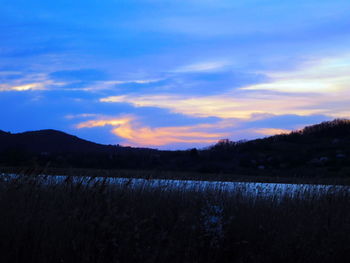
[1,0,350,149]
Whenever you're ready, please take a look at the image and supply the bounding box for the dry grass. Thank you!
[2,166,350,185]
[0,170,349,263]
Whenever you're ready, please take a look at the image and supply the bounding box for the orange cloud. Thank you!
[76,117,228,146]
[75,115,323,148]
[112,123,225,146]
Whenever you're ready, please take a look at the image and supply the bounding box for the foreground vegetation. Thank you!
[2,166,350,186]
[0,171,349,263]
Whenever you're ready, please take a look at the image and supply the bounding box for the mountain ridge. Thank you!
[0,119,349,177]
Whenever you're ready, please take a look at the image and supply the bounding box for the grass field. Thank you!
[0,169,349,263]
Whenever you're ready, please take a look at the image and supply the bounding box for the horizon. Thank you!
[2,118,349,151]
[1,1,350,150]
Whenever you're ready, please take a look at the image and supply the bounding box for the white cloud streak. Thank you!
[100,54,350,120]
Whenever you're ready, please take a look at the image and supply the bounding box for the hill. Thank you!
[0,129,155,168]
[0,129,117,154]
[0,119,349,177]
[204,119,350,176]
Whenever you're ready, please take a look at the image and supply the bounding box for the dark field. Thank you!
[0,170,349,263]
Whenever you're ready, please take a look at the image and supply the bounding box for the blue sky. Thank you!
[1,0,350,149]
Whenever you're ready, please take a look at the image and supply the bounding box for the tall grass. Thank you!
[2,166,350,185]
[0,171,349,263]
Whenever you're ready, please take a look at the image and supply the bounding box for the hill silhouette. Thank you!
[0,119,349,177]
[0,129,116,154]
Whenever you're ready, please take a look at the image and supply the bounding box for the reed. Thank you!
[0,170,349,263]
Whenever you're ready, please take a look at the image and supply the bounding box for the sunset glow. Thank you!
[1,0,349,149]
[77,117,227,146]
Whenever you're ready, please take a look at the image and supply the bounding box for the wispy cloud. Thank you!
[76,117,133,129]
[99,93,324,119]
[100,54,350,120]
[2,0,350,149]
[0,83,46,92]
[0,71,68,92]
[76,116,227,147]
[0,69,162,93]
[172,61,229,73]
[242,55,350,93]
[74,114,315,148]
[111,123,224,146]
